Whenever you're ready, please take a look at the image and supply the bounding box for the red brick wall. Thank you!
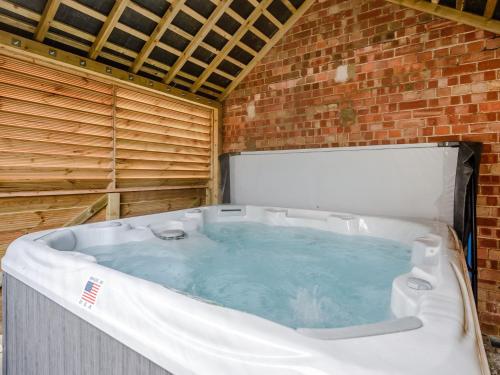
[223,0,500,334]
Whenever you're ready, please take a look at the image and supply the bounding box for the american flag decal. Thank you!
[79,277,103,309]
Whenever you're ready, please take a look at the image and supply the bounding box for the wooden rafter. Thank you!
[485,0,498,18]
[0,0,315,102]
[34,0,61,42]
[236,39,258,55]
[62,0,105,21]
[127,1,161,22]
[88,0,129,59]
[55,0,230,84]
[182,5,206,24]
[263,9,282,27]
[282,0,297,13]
[248,0,284,26]
[219,0,315,100]
[163,0,233,85]
[191,0,274,93]
[126,1,243,66]
[130,0,186,74]
[386,0,500,35]
[225,8,271,42]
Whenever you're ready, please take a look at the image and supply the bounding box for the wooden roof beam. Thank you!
[219,0,315,101]
[88,0,129,59]
[0,1,39,22]
[281,0,297,13]
[34,0,61,42]
[127,1,161,22]
[181,5,207,24]
[263,9,282,27]
[225,55,246,69]
[0,12,34,33]
[387,0,500,35]
[237,40,258,55]
[191,0,274,93]
[62,0,106,21]
[225,8,271,42]
[130,0,186,73]
[485,0,498,18]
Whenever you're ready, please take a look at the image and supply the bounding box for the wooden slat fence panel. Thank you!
[0,54,218,257]
[0,193,104,256]
[120,189,206,218]
[115,88,212,189]
[0,55,114,192]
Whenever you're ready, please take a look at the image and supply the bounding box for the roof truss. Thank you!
[0,0,314,101]
[387,0,500,35]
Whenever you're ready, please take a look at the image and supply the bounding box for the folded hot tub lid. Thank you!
[221,142,482,300]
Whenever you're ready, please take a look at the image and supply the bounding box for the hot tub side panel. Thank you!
[2,273,174,375]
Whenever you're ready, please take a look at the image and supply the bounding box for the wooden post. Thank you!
[111,85,117,190]
[205,187,212,206]
[106,192,120,220]
[210,107,220,204]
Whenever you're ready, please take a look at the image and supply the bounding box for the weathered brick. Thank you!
[480,101,500,112]
[223,0,500,332]
[478,59,500,71]
[399,100,427,110]
[442,63,477,76]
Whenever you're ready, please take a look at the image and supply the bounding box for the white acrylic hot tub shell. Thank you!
[2,205,488,375]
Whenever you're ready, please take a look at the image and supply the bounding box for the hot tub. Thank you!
[2,205,488,375]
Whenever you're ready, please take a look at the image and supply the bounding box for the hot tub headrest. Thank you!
[37,229,77,251]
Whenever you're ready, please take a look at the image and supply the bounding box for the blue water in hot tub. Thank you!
[80,222,412,329]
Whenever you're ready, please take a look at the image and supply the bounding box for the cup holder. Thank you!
[152,229,187,240]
